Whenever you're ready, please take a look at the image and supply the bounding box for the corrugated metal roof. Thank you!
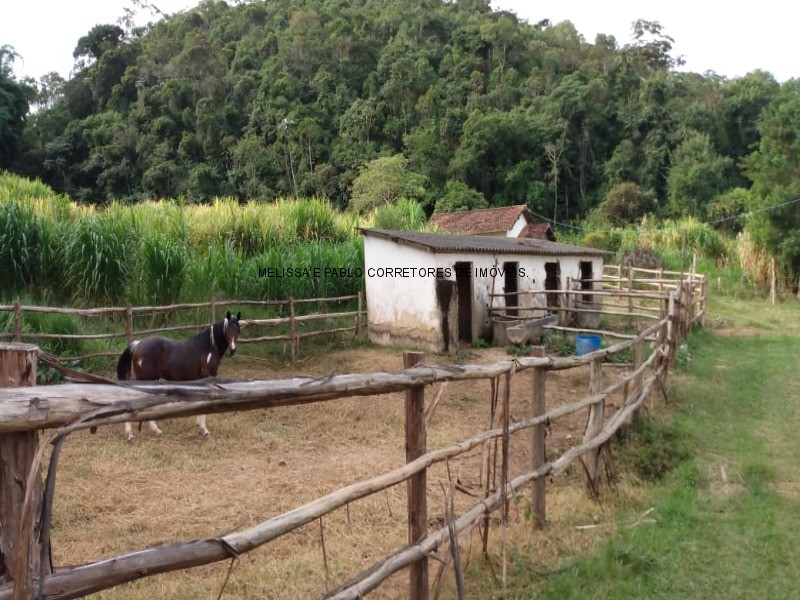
[360,228,609,257]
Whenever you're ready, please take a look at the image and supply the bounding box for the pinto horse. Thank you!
[116,311,242,442]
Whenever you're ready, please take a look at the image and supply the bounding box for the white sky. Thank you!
[1,0,796,83]
[1,0,197,81]
[492,0,797,83]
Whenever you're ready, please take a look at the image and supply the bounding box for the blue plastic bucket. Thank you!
[575,334,602,356]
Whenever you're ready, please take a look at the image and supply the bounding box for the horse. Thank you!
[116,311,242,442]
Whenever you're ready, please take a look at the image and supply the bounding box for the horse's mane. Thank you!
[189,320,229,357]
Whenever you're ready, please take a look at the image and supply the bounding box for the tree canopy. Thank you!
[0,0,791,261]
[0,45,34,169]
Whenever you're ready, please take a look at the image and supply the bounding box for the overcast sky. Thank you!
[1,0,196,81]
[492,0,796,83]
[1,0,796,83]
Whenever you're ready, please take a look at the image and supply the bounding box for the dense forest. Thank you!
[0,0,798,277]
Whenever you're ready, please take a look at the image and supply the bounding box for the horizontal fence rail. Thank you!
[0,268,702,599]
[489,263,707,330]
[0,293,364,363]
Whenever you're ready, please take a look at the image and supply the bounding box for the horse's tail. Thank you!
[117,345,133,380]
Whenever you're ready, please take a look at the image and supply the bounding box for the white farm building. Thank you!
[361,228,609,353]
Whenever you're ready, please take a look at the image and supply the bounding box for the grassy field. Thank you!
[471,295,800,598]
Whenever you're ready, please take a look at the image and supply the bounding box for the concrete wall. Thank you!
[363,234,604,351]
[363,236,442,350]
[507,215,527,237]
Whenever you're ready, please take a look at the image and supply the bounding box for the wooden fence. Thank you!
[0,275,701,599]
[489,264,708,335]
[0,293,364,364]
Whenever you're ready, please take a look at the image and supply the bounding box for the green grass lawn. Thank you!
[478,296,800,599]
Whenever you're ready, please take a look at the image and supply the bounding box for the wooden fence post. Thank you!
[356,291,362,336]
[12,302,21,343]
[289,298,298,362]
[627,268,634,328]
[580,356,604,497]
[0,343,43,597]
[681,283,689,338]
[403,351,428,600]
[564,276,572,327]
[663,291,676,384]
[125,305,133,346]
[633,324,645,397]
[770,257,776,305]
[701,276,708,328]
[530,346,547,531]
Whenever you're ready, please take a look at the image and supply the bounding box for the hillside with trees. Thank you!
[1,0,798,283]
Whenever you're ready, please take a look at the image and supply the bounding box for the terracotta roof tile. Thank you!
[520,222,556,241]
[429,205,529,235]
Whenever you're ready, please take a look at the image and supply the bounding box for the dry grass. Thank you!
[45,344,646,599]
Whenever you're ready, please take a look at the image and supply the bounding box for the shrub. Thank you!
[620,413,691,482]
[370,198,427,231]
[618,246,664,269]
[581,231,620,252]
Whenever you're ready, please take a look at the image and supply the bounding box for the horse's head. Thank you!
[223,311,242,356]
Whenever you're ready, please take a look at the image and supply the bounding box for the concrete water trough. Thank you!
[492,314,557,346]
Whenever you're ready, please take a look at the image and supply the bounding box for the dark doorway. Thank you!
[579,261,593,303]
[504,261,519,318]
[436,277,457,353]
[455,262,473,343]
[544,262,560,311]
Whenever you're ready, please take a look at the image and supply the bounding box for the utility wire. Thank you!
[528,196,800,235]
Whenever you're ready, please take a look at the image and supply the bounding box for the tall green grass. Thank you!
[0,199,43,292]
[3,171,762,306]
[67,211,135,304]
[0,173,374,305]
[576,217,735,264]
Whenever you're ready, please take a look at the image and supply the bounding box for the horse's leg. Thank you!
[148,421,163,436]
[196,414,210,438]
[124,421,135,444]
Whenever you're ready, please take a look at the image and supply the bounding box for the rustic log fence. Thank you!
[0,270,700,599]
[489,264,708,335]
[0,293,364,364]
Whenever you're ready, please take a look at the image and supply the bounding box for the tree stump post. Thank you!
[0,343,42,597]
[403,351,428,600]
